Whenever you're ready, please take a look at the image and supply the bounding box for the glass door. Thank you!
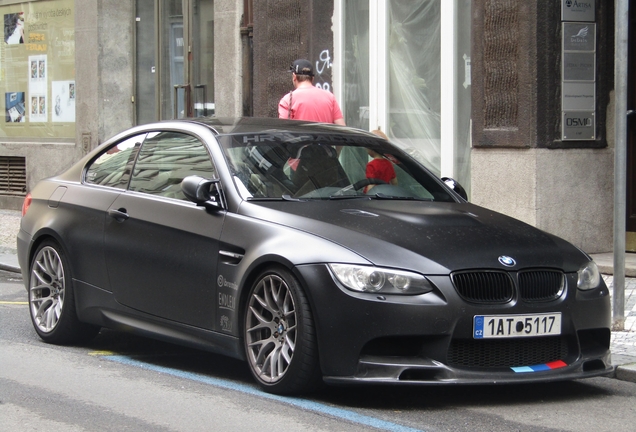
[191,0,215,117]
[335,0,471,193]
[135,0,214,122]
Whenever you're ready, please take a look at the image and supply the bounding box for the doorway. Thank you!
[135,0,215,123]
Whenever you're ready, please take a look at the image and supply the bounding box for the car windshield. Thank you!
[217,131,455,202]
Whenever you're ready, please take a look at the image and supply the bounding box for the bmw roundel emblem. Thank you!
[498,256,516,267]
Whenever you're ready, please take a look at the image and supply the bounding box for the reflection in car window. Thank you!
[128,131,216,200]
[218,133,453,202]
[85,134,145,189]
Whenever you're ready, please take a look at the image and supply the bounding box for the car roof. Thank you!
[179,117,376,138]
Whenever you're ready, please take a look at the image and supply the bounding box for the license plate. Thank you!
[473,313,561,339]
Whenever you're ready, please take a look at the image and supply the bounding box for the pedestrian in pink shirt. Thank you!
[278,59,346,126]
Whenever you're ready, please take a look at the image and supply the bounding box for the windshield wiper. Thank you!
[282,194,307,201]
[246,197,284,201]
[328,195,371,200]
[246,195,307,202]
[370,193,433,201]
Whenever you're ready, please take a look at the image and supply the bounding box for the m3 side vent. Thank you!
[0,156,26,196]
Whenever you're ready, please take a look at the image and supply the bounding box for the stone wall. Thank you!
[470,0,614,253]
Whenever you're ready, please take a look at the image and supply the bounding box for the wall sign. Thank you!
[561,0,595,22]
[561,0,596,141]
[563,111,595,140]
[562,82,595,111]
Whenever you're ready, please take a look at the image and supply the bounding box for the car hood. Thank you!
[239,200,588,274]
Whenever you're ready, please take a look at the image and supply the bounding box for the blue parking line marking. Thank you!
[104,355,424,432]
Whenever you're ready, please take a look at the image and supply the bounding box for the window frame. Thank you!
[127,130,217,201]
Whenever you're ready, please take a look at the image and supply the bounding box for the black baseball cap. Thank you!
[289,59,314,77]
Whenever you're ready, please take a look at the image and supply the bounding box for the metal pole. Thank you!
[613,0,629,331]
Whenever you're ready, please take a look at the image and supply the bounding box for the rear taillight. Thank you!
[21,193,32,216]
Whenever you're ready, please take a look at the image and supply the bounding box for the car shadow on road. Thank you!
[85,328,255,385]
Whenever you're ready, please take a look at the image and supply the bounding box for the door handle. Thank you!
[173,84,191,119]
[195,84,207,117]
[108,208,129,222]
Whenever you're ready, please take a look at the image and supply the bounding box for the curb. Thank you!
[0,263,20,273]
[615,364,636,383]
[598,265,636,278]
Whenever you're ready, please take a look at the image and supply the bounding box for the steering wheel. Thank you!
[352,178,387,191]
[331,178,388,197]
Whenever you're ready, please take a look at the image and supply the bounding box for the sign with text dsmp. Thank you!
[561,0,595,22]
[561,0,596,141]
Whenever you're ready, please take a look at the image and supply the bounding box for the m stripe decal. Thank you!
[511,360,567,373]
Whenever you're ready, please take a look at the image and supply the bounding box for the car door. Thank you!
[74,133,144,290]
[104,130,224,329]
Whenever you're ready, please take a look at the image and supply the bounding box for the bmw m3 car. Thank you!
[17,117,613,394]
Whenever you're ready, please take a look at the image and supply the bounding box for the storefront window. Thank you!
[1,0,75,139]
[388,0,441,175]
[336,0,471,194]
[343,0,369,131]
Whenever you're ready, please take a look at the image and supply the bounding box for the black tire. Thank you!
[28,239,100,345]
[244,266,321,395]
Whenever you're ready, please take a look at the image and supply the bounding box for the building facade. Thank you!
[0,0,634,254]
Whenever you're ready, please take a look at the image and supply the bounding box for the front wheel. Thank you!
[28,240,100,344]
[244,267,321,395]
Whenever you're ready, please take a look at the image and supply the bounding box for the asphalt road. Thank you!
[2,270,636,432]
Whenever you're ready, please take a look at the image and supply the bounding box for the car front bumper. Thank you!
[294,264,613,384]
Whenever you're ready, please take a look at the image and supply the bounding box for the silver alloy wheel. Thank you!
[30,246,65,333]
[246,274,297,383]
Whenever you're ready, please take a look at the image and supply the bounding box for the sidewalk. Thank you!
[2,209,636,382]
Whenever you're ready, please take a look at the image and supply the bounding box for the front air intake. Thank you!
[451,271,514,303]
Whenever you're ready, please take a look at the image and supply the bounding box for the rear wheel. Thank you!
[244,267,321,395]
[28,240,100,344]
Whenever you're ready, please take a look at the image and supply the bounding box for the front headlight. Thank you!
[577,261,601,290]
[329,264,434,295]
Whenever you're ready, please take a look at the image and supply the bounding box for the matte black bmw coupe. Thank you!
[18,117,613,394]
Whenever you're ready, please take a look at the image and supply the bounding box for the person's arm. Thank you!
[278,93,291,119]
[332,96,345,126]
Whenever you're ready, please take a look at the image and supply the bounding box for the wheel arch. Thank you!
[235,257,322,361]
[25,230,83,315]
[27,229,71,275]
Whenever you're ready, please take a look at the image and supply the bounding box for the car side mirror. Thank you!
[181,175,223,209]
[441,177,468,201]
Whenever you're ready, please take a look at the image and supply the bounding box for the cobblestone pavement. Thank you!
[0,209,20,253]
[604,275,636,364]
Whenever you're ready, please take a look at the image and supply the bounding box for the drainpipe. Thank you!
[241,0,254,117]
[613,0,629,331]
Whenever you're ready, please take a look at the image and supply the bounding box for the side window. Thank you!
[85,134,144,189]
[129,131,216,200]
